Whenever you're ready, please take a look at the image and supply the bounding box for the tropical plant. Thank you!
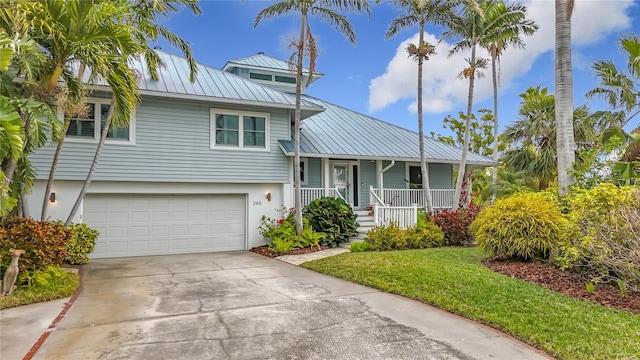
[382,0,454,213]
[471,192,569,260]
[303,197,359,247]
[442,0,526,207]
[501,86,595,190]
[478,1,537,200]
[65,223,99,264]
[255,0,370,234]
[555,0,576,195]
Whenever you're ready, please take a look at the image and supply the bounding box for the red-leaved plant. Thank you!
[432,203,481,246]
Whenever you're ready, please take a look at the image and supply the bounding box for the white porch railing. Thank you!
[301,188,346,207]
[370,188,455,209]
[374,204,418,229]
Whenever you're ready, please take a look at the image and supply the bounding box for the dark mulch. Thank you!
[250,245,331,258]
[484,258,640,315]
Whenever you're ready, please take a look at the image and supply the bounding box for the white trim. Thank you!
[330,160,359,206]
[64,97,136,145]
[209,108,270,152]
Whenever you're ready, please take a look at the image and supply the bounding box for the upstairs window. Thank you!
[249,72,272,81]
[210,109,269,151]
[66,98,133,143]
[275,75,296,84]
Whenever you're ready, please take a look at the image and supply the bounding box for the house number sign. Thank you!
[252,200,263,206]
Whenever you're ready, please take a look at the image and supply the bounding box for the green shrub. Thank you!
[406,220,445,249]
[350,241,370,252]
[18,265,70,288]
[303,197,359,247]
[65,223,99,265]
[471,192,568,260]
[295,220,326,249]
[1,266,79,309]
[268,237,294,254]
[364,223,407,251]
[1,218,72,273]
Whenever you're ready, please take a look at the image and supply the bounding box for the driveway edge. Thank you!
[22,266,84,360]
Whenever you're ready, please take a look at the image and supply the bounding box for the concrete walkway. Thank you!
[276,247,350,265]
[6,252,550,360]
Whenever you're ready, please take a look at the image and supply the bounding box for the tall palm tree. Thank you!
[502,86,594,190]
[555,0,575,196]
[39,0,201,220]
[442,0,518,207]
[479,1,537,201]
[382,0,454,213]
[255,0,370,235]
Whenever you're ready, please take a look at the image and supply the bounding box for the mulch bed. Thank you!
[484,258,640,315]
[250,245,330,258]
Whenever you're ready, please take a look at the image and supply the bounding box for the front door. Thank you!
[332,163,354,205]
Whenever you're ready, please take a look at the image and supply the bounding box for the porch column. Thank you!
[323,157,330,196]
[376,160,383,192]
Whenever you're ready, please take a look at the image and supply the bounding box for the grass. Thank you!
[302,247,640,360]
[0,270,79,309]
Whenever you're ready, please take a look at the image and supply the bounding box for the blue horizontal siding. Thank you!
[30,97,291,183]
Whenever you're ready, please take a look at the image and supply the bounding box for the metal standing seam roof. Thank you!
[224,52,323,76]
[80,51,324,113]
[279,95,499,166]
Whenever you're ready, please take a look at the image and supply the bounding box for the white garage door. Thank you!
[84,194,246,258]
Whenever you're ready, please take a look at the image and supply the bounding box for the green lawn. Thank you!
[302,247,640,360]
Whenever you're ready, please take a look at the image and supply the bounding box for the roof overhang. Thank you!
[277,142,500,167]
[222,62,324,85]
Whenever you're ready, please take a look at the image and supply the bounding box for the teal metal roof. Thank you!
[82,51,324,113]
[279,95,499,166]
[224,52,323,75]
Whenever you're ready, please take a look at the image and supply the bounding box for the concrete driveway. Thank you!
[34,252,549,360]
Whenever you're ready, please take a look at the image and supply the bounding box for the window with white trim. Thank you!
[66,98,133,143]
[210,109,269,150]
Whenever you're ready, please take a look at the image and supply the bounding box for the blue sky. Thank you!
[159,0,639,138]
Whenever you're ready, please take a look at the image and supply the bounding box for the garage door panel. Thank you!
[86,194,246,258]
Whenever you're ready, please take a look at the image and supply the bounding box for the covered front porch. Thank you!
[299,157,456,210]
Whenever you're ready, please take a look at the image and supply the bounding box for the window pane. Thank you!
[274,75,296,84]
[300,161,305,182]
[216,114,238,130]
[249,73,272,81]
[67,119,95,137]
[216,130,238,146]
[243,132,264,147]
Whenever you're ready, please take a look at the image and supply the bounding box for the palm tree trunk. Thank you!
[453,45,477,208]
[491,53,499,203]
[42,64,86,220]
[555,0,576,196]
[417,24,434,213]
[66,98,115,225]
[41,117,70,220]
[292,13,306,236]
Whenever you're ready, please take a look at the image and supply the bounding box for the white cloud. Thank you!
[367,0,635,114]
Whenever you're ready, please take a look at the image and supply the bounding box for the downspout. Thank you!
[379,160,395,204]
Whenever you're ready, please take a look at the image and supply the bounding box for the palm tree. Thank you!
[442,0,522,207]
[555,0,575,196]
[479,1,537,201]
[502,86,594,190]
[382,0,454,213]
[65,0,201,225]
[255,0,370,235]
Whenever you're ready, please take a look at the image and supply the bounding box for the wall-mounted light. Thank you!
[49,192,56,203]
[266,192,271,202]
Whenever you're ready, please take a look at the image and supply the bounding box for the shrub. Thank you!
[268,237,294,254]
[259,208,326,253]
[406,220,445,249]
[432,203,481,245]
[364,223,408,251]
[471,192,568,260]
[558,185,640,292]
[303,197,359,247]
[350,241,370,252]
[1,218,72,273]
[65,223,99,265]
